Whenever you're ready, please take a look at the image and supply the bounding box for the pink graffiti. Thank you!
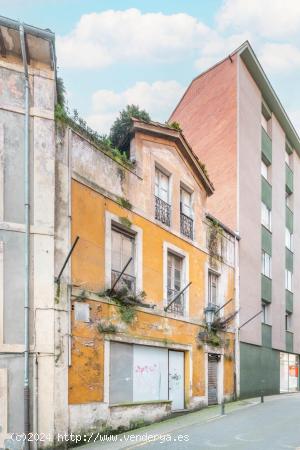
[135,364,158,374]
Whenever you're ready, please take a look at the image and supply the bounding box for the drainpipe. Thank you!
[234,235,240,400]
[19,23,30,450]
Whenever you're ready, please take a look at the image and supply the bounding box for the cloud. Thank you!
[259,43,300,72]
[195,32,251,70]
[57,9,211,69]
[217,0,300,39]
[86,80,185,134]
[289,110,300,135]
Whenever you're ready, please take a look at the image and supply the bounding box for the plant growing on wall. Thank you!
[97,320,118,334]
[109,104,151,153]
[55,78,135,169]
[116,197,132,210]
[119,217,132,229]
[198,309,238,348]
[167,121,182,131]
[207,220,222,267]
[98,288,147,325]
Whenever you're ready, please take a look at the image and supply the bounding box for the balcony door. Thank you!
[111,226,135,293]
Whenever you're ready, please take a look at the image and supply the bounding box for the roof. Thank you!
[132,118,214,196]
[0,15,56,69]
[235,41,300,154]
[170,41,300,155]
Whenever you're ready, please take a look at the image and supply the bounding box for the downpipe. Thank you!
[19,23,30,450]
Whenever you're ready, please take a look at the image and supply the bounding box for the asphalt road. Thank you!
[71,393,300,450]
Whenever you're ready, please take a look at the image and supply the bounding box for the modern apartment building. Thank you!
[171,41,300,398]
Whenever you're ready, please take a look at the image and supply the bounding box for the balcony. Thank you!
[261,274,272,303]
[155,196,171,226]
[166,288,185,316]
[261,226,272,256]
[261,127,272,164]
[285,164,293,194]
[262,323,272,348]
[286,331,294,353]
[111,269,136,294]
[286,290,293,314]
[286,247,293,272]
[286,206,293,232]
[180,212,193,240]
[261,177,272,209]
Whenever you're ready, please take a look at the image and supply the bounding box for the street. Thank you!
[72,394,300,450]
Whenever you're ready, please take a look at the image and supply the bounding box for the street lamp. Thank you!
[204,303,217,331]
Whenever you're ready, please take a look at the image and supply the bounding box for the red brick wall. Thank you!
[171,56,238,230]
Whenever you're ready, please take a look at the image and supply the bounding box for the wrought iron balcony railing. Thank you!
[111,269,136,294]
[180,212,193,239]
[166,288,185,315]
[155,196,171,226]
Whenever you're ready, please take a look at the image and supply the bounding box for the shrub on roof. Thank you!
[109,105,151,153]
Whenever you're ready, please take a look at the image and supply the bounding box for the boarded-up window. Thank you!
[133,345,168,402]
[109,342,168,404]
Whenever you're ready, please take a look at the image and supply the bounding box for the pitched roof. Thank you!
[132,118,214,196]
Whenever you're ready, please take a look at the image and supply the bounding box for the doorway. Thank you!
[208,353,220,405]
[169,350,185,410]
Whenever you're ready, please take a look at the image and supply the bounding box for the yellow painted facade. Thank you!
[69,176,236,408]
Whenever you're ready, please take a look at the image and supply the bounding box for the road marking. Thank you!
[204,439,229,448]
[206,414,226,422]
[235,434,262,443]
[279,444,299,449]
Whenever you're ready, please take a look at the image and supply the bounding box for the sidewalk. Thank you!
[69,397,264,450]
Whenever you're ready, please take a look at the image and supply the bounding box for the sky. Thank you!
[1,0,300,135]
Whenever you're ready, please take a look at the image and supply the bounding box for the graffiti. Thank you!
[135,364,158,375]
[170,372,181,381]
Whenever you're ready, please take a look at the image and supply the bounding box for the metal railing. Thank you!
[111,269,136,294]
[155,196,171,226]
[180,213,193,239]
[166,288,185,315]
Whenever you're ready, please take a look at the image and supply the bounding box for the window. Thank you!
[285,228,293,251]
[261,114,268,133]
[180,188,192,217]
[286,193,293,210]
[261,303,269,324]
[155,168,169,203]
[167,252,184,315]
[261,102,271,135]
[285,269,293,292]
[261,251,272,278]
[261,160,270,181]
[155,167,171,225]
[285,151,290,166]
[285,313,292,332]
[111,226,135,293]
[180,188,193,239]
[261,202,272,231]
[208,271,219,306]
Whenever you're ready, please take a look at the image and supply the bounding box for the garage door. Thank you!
[208,354,219,405]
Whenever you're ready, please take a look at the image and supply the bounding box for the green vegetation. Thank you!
[168,121,182,131]
[110,104,151,153]
[116,197,132,210]
[55,78,136,169]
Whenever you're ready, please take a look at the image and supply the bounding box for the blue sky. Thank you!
[1,0,300,134]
